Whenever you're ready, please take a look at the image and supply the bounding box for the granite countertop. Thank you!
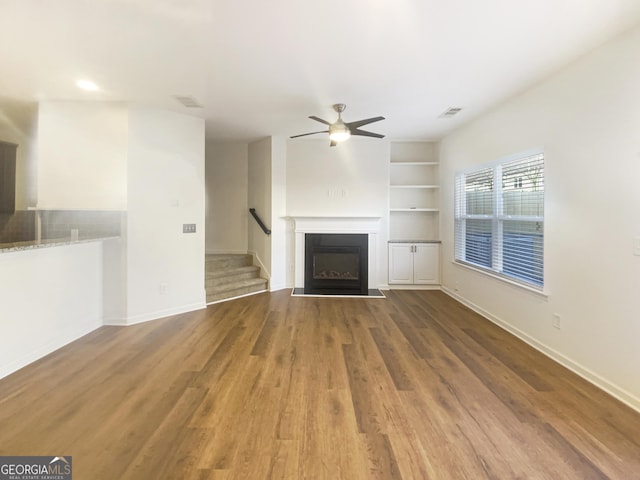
[388,239,441,243]
[0,236,120,254]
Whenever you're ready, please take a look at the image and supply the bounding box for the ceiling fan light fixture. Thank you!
[329,122,351,142]
[290,103,384,144]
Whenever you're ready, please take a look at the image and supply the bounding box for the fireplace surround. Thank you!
[290,216,381,295]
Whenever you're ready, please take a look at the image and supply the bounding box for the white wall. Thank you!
[269,135,288,290]
[286,139,389,217]
[34,102,206,325]
[124,106,206,324]
[205,142,248,254]
[37,101,128,210]
[286,139,390,287]
[439,25,640,410]
[0,242,103,378]
[0,99,38,209]
[248,137,272,278]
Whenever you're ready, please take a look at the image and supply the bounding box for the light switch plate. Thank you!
[183,223,196,234]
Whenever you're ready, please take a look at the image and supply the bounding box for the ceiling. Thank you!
[1,0,640,143]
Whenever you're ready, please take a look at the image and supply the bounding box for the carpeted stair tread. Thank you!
[205,254,268,303]
[205,254,252,270]
[206,265,259,279]
[206,278,268,303]
[206,269,263,289]
[209,276,267,292]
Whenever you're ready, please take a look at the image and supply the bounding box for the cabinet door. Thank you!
[388,243,414,284]
[413,244,440,284]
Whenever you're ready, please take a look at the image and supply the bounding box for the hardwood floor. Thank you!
[1,290,639,479]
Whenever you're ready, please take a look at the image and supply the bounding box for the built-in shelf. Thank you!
[388,142,441,287]
[390,208,439,212]
[389,141,440,244]
[390,161,439,166]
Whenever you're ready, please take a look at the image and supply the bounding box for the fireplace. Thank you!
[304,233,368,295]
[290,216,381,295]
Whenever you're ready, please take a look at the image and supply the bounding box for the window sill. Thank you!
[452,260,550,298]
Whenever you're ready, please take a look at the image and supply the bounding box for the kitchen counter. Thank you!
[0,236,120,254]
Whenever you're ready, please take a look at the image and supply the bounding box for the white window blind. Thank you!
[455,152,544,288]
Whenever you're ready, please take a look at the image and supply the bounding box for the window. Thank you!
[455,151,544,288]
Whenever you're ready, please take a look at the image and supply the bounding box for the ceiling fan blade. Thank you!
[345,116,385,129]
[330,140,337,147]
[309,116,332,126]
[351,128,385,139]
[290,130,329,138]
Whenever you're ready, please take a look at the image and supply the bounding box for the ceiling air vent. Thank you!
[174,95,204,108]
[439,107,462,118]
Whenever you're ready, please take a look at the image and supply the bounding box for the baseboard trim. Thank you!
[110,301,207,326]
[387,284,441,290]
[247,249,271,286]
[102,316,127,326]
[206,289,267,305]
[441,286,640,414]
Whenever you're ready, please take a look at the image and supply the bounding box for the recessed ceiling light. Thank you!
[76,79,99,91]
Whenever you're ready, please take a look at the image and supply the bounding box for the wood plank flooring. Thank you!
[1,290,639,479]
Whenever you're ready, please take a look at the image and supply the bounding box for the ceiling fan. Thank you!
[290,103,385,147]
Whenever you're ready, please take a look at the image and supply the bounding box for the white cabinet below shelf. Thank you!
[388,243,440,285]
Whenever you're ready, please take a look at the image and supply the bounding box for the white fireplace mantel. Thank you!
[287,216,382,289]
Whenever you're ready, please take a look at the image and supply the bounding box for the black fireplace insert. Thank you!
[304,233,368,295]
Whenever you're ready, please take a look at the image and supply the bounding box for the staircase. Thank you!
[205,254,268,304]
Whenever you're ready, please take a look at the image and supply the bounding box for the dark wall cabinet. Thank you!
[0,141,17,213]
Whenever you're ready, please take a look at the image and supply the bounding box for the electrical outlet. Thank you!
[552,313,561,330]
[159,282,168,295]
[183,223,196,233]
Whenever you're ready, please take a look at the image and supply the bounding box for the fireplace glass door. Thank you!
[305,233,368,294]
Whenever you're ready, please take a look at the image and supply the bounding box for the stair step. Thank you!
[206,266,261,288]
[205,254,252,271]
[207,276,267,294]
[206,278,268,303]
[206,265,259,279]
[205,254,268,304]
